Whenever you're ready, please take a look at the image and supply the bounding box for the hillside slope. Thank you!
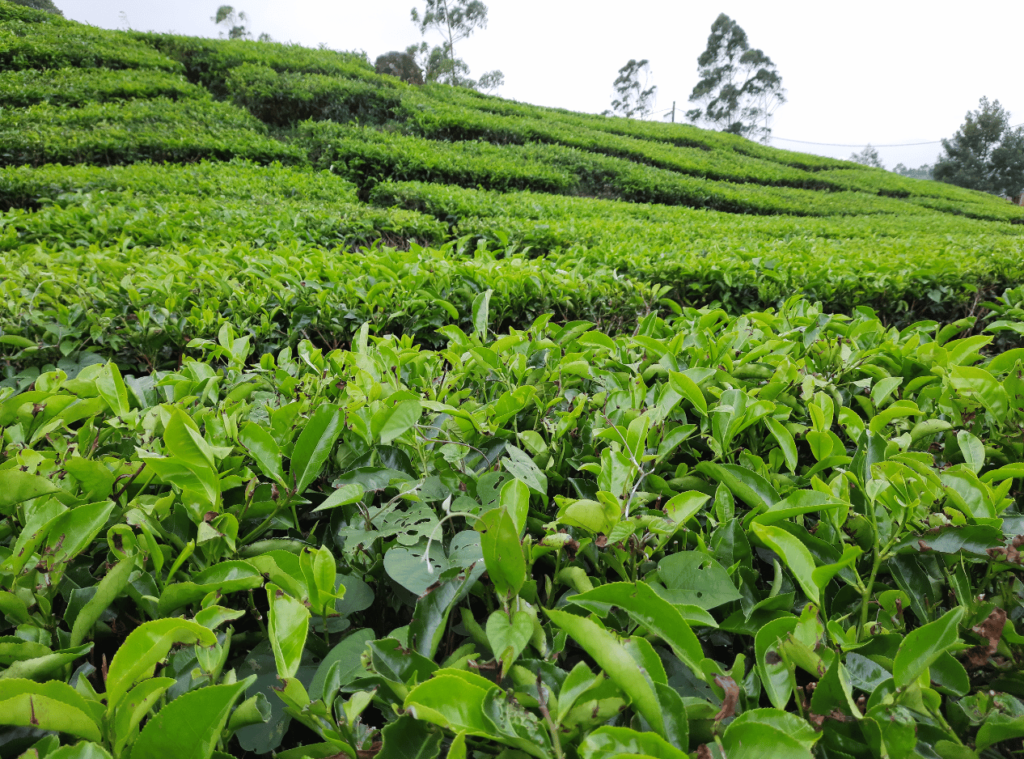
[7,6,1024,759]
[1,0,1023,368]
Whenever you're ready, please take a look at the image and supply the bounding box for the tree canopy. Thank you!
[212,5,250,40]
[849,145,884,169]
[894,163,934,181]
[375,50,425,85]
[934,97,1024,197]
[409,0,502,91]
[686,13,785,143]
[604,59,656,120]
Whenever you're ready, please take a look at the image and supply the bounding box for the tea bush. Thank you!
[0,67,205,107]
[3,4,1024,756]
[226,64,404,127]
[305,123,941,216]
[0,98,305,166]
[0,18,181,72]
[131,32,375,96]
[5,302,1024,759]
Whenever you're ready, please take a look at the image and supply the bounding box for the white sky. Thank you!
[60,0,1024,169]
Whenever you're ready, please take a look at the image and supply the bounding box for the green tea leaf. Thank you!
[578,725,686,758]
[957,430,985,474]
[719,721,814,759]
[267,584,310,680]
[290,404,343,494]
[403,675,492,734]
[546,608,665,738]
[751,522,820,604]
[0,693,101,741]
[764,417,798,472]
[669,371,707,416]
[240,423,286,487]
[485,610,532,678]
[477,508,525,598]
[893,607,964,689]
[112,677,175,757]
[311,483,365,512]
[0,470,60,515]
[378,714,442,759]
[106,618,217,713]
[568,582,704,677]
[0,680,100,741]
[71,557,134,647]
[696,462,779,512]
[130,677,254,759]
[372,398,422,445]
[657,552,742,610]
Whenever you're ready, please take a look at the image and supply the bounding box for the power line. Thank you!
[768,123,1024,150]
[650,108,1024,150]
[771,137,943,148]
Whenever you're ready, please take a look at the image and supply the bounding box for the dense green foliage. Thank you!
[4,4,1024,758]
[0,17,180,72]
[0,99,305,167]
[130,32,374,96]
[6,0,61,15]
[0,68,204,107]
[934,98,1024,199]
[686,13,785,142]
[226,64,403,127]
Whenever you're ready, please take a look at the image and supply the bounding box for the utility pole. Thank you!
[670,101,676,123]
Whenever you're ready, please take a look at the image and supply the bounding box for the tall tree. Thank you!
[410,0,502,90]
[604,59,657,120]
[934,97,1024,197]
[405,41,469,86]
[686,13,785,143]
[211,6,272,42]
[212,6,250,39]
[849,145,884,169]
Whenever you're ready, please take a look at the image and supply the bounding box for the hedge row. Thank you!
[397,94,839,190]
[0,67,204,107]
[0,18,181,71]
[421,85,851,170]
[307,124,956,218]
[226,64,404,127]
[0,161,359,209]
[0,240,653,371]
[0,191,446,250]
[368,179,1023,242]
[0,98,304,167]
[131,32,376,97]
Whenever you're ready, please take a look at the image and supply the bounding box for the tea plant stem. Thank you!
[547,550,563,608]
[413,429,488,459]
[536,676,563,759]
[111,462,146,502]
[859,550,883,639]
[241,492,295,545]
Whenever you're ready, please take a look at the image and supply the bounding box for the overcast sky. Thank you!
[60,0,1024,169]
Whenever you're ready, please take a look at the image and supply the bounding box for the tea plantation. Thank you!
[3,3,1024,758]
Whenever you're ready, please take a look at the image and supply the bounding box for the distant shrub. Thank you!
[0,68,204,107]
[374,50,423,85]
[0,0,57,21]
[132,32,375,96]
[226,63,403,126]
[0,98,305,166]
